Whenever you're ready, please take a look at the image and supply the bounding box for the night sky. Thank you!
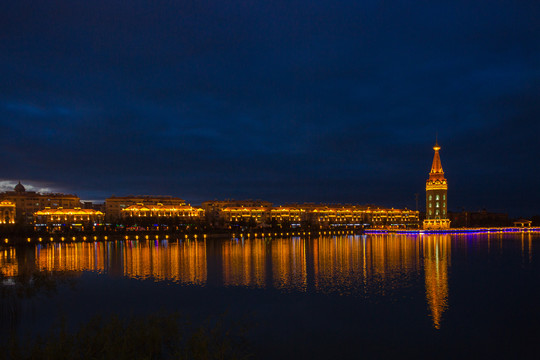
[1,1,539,216]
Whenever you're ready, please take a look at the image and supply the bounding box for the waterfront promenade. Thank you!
[366,227,540,235]
[1,227,538,246]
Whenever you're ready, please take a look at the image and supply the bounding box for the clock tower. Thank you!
[423,141,451,230]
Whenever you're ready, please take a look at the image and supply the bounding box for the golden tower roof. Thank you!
[428,141,446,181]
[426,141,448,191]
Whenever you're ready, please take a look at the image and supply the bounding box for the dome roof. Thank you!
[14,181,26,193]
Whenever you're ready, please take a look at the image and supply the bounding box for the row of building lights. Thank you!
[3,229,362,245]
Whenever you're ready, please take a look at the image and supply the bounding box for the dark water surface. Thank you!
[1,233,539,359]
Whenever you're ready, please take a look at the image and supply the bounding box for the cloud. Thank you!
[0,179,62,194]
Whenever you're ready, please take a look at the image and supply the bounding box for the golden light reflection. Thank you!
[0,234,462,329]
[3,240,207,285]
[313,235,421,295]
[35,242,105,273]
[0,248,18,277]
[220,238,309,291]
[423,235,450,329]
[271,238,307,291]
[122,240,206,285]
[221,239,266,287]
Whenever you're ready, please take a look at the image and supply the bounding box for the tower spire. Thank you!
[429,141,444,178]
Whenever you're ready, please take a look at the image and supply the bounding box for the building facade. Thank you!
[0,200,16,225]
[202,200,419,229]
[121,203,204,222]
[34,208,104,231]
[365,207,419,229]
[201,200,273,227]
[105,196,186,222]
[423,142,451,229]
[0,182,81,224]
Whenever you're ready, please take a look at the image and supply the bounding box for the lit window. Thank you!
[436,202,439,208]
[443,202,445,208]
[429,195,432,201]
[429,210,432,216]
[429,203,432,208]
[436,195,440,200]
[443,195,446,200]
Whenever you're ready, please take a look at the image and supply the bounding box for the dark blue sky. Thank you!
[1,1,539,216]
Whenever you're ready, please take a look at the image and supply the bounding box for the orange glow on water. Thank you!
[0,234,460,329]
[423,235,450,329]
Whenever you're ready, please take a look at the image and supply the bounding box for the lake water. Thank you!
[1,233,539,359]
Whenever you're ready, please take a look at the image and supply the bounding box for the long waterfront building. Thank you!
[1,185,419,229]
[105,195,186,222]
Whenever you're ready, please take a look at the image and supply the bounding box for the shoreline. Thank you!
[0,228,364,246]
[1,226,538,246]
[365,227,540,235]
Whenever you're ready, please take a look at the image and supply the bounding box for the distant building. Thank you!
[0,182,81,224]
[202,200,418,229]
[365,207,419,229]
[120,203,204,223]
[423,142,451,230]
[219,206,270,226]
[513,219,532,228]
[34,208,104,231]
[201,200,273,212]
[201,200,273,227]
[105,195,186,222]
[0,200,16,225]
[281,204,369,228]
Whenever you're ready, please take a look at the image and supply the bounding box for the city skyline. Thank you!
[0,136,537,218]
[1,1,539,216]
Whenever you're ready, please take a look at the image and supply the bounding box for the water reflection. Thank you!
[423,235,450,329]
[122,240,206,285]
[0,248,18,278]
[221,239,266,288]
[0,235,459,328]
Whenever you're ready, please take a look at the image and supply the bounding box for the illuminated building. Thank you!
[0,200,16,224]
[34,207,104,230]
[363,207,419,228]
[292,204,368,228]
[0,182,81,224]
[219,206,269,225]
[121,203,204,220]
[270,206,306,224]
[280,204,418,229]
[202,200,273,227]
[423,142,451,230]
[513,219,532,228]
[202,200,273,211]
[105,195,186,222]
[204,201,418,229]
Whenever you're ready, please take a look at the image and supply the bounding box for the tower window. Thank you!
[429,210,432,216]
[443,195,446,200]
[436,202,439,208]
[443,202,445,208]
[429,195,432,201]
[429,203,432,208]
[436,195,440,200]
